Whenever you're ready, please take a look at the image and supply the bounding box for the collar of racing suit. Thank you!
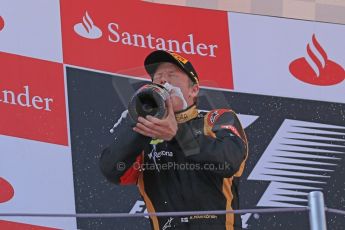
[174,104,198,123]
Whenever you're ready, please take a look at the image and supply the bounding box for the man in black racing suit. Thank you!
[100,50,248,230]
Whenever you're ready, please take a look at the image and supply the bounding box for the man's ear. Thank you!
[190,84,199,98]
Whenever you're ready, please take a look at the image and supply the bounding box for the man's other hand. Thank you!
[133,98,178,141]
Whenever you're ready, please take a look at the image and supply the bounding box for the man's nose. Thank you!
[159,75,168,85]
[159,79,167,85]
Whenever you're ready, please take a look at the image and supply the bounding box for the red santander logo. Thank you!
[0,16,4,31]
[73,12,218,58]
[0,177,14,203]
[74,11,102,39]
[61,1,233,89]
[289,34,345,86]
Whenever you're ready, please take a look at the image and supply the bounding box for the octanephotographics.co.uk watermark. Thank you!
[116,161,232,171]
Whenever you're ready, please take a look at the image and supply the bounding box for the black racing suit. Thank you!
[100,105,248,230]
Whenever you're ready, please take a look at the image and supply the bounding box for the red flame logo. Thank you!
[0,16,4,31]
[0,177,14,203]
[289,34,345,86]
